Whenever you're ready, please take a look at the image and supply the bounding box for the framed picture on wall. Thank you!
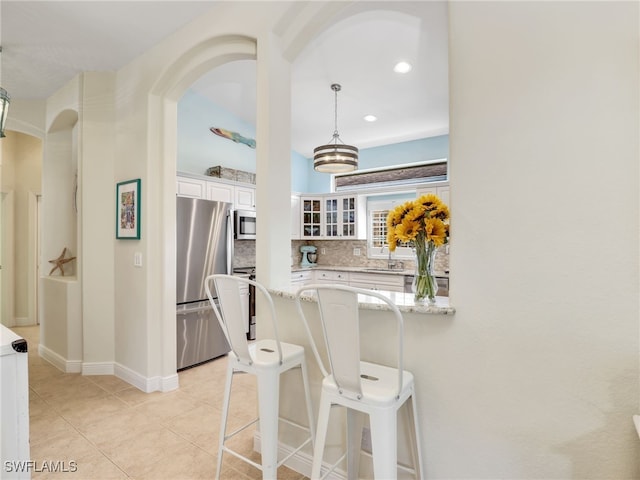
[116,179,141,239]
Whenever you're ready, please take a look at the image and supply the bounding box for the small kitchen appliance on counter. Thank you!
[300,245,318,267]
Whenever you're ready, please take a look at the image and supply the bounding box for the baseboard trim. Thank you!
[114,363,179,393]
[15,317,35,327]
[82,362,115,376]
[38,344,82,373]
[253,431,346,480]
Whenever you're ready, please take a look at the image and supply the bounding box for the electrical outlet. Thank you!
[353,247,361,256]
[321,248,326,255]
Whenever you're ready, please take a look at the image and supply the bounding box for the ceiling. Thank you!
[1,1,449,157]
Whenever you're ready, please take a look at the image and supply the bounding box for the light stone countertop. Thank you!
[269,285,455,315]
[291,265,450,278]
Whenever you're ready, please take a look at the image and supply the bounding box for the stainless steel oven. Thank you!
[234,209,256,239]
[233,267,256,340]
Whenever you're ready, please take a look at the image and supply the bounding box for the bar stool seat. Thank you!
[295,284,424,480]
[322,361,415,406]
[206,274,315,480]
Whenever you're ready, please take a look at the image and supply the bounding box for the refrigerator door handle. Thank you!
[227,210,234,274]
[178,303,215,315]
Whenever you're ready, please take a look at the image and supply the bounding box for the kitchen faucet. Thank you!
[385,246,403,270]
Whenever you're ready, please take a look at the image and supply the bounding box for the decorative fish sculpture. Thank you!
[210,127,256,149]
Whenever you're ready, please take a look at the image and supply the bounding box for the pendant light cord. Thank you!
[331,83,342,144]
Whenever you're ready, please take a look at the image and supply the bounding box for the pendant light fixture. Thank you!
[0,47,10,138]
[313,83,358,173]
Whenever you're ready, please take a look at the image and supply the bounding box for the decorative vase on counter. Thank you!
[412,239,438,304]
[386,192,450,306]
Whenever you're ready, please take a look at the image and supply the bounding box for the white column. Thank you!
[255,31,291,289]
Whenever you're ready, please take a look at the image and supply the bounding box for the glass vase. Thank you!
[412,241,438,304]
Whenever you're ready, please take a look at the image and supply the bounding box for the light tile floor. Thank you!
[11,325,308,480]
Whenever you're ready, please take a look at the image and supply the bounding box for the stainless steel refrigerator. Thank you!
[176,196,231,370]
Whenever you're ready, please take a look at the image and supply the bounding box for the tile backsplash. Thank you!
[233,238,450,274]
[233,239,256,268]
[291,239,449,274]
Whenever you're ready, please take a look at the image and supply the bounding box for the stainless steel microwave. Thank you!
[234,209,256,239]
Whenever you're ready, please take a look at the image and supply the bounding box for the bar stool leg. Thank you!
[311,391,332,480]
[370,408,398,479]
[407,394,424,478]
[257,370,280,480]
[300,358,316,448]
[216,363,235,480]
[346,409,364,480]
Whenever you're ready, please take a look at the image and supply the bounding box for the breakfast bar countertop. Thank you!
[291,264,450,278]
[269,285,455,315]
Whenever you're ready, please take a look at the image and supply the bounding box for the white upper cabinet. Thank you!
[291,195,301,240]
[207,182,234,204]
[416,182,450,206]
[235,185,256,210]
[176,176,206,199]
[177,173,255,211]
[299,194,365,240]
[300,196,323,238]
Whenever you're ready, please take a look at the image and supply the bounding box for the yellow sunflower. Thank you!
[387,228,398,251]
[406,205,425,222]
[396,218,420,242]
[415,193,442,213]
[425,217,447,246]
[431,203,450,221]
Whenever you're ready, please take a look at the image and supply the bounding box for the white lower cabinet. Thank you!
[314,270,349,284]
[291,269,406,293]
[348,272,405,292]
[291,270,312,286]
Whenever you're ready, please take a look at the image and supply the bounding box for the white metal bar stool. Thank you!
[295,284,424,480]
[206,274,315,480]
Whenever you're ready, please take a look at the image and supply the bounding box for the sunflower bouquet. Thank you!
[386,193,450,303]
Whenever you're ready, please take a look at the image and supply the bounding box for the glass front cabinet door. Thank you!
[301,197,322,238]
[324,195,358,239]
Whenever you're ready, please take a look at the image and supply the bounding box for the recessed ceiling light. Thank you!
[363,114,377,122]
[393,61,412,74]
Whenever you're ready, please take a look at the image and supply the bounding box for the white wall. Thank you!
[446,1,638,477]
[80,72,116,370]
[0,133,42,326]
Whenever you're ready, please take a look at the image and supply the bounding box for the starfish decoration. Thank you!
[48,248,76,276]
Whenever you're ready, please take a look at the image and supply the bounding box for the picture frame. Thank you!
[116,179,141,239]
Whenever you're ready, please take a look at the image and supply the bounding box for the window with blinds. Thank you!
[370,210,388,249]
[367,200,415,259]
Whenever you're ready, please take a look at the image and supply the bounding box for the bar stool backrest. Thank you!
[296,284,405,401]
[206,274,283,366]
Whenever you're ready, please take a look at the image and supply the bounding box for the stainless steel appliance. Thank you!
[176,197,232,370]
[234,209,256,239]
[232,267,256,340]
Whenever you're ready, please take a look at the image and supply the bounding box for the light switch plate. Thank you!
[134,252,142,267]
